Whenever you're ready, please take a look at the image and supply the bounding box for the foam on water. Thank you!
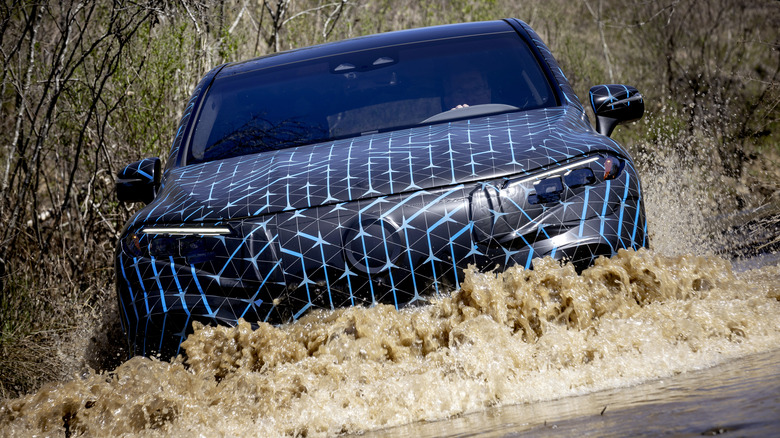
[2,249,778,437]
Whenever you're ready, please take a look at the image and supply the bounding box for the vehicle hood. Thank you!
[132,107,628,225]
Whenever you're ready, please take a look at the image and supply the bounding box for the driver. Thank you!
[445,70,492,110]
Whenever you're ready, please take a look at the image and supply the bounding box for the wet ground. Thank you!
[363,348,780,437]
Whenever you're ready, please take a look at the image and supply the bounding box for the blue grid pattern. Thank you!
[117,107,647,356]
[115,19,649,356]
[131,108,628,225]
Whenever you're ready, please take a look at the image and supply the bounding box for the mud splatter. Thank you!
[2,249,778,437]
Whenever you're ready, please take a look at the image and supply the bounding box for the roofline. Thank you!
[216,20,519,78]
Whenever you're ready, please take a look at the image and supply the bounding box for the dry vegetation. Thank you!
[1,0,778,398]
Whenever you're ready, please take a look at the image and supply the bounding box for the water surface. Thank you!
[364,348,780,437]
[2,250,778,437]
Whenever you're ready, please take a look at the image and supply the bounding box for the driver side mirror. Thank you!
[116,157,161,204]
[589,84,644,137]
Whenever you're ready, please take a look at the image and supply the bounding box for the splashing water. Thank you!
[1,248,778,437]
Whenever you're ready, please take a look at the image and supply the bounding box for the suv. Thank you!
[116,19,646,357]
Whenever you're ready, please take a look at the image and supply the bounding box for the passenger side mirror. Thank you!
[116,157,161,204]
[589,84,644,137]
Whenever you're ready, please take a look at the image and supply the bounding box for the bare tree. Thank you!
[0,0,159,396]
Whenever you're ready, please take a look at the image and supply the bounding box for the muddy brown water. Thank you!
[362,345,780,437]
[1,248,778,437]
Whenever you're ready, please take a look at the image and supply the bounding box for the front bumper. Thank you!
[116,155,647,357]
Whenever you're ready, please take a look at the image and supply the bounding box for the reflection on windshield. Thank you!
[188,32,556,164]
[198,116,328,161]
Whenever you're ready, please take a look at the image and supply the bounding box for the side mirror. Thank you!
[116,157,161,204]
[589,84,644,137]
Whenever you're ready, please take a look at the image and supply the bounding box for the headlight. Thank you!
[563,168,596,188]
[529,176,564,204]
[504,154,624,205]
[121,225,231,261]
[142,226,231,236]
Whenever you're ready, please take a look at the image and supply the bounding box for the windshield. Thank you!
[187,31,556,165]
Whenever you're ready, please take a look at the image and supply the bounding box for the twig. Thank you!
[180,0,201,34]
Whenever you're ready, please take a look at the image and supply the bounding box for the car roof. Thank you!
[215,20,520,80]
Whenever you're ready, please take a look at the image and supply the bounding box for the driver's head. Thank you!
[445,70,492,109]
